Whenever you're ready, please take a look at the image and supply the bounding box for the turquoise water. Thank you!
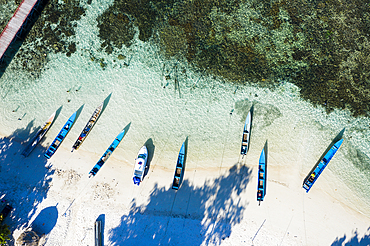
[1,0,370,217]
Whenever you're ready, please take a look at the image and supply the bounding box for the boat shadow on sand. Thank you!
[108,164,252,246]
[0,122,56,244]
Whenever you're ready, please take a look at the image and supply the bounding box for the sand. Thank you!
[1,132,370,246]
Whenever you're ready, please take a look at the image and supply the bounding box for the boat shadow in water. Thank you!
[108,163,252,246]
[0,124,55,242]
[303,128,345,186]
[142,138,155,180]
[331,227,370,246]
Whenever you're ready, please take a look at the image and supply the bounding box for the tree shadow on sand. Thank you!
[331,227,370,246]
[0,121,55,243]
[109,164,251,245]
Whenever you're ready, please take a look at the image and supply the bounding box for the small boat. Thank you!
[172,142,185,190]
[72,102,103,152]
[44,111,77,159]
[240,110,251,157]
[303,139,344,192]
[257,147,267,205]
[22,111,56,157]
[94,220,103,246]
[133,146,148,185]
[89,129,125,177]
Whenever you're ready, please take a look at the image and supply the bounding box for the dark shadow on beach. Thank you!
[143,138,155,180]
[108,164,252,245]
[30,206,58,235]
[331,227,370,246]
[0,123,55,243]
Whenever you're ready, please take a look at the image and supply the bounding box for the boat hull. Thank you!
[44,111,77,159]
[257,148,267,203]
[133,146,148,185]
[172,142,185,190]
[89,129,125,177]
[241,111,251,155]
[303,139,344,192]
[72,102,103,151]
[22,112,56,157]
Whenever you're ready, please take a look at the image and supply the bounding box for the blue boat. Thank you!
[172,142,185,190]
[303,139,344,192]
[257,147,267,205]
[44,111,77,159]
[89,129,125,177]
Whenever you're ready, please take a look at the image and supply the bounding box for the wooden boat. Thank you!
[44,111,77,159]
[172,142,185,190]
[72,102,103,152]
[303,139,344,192]
[89,129,125,177]
[133,146,148,185]
[240,110,251,157]
[257,147,266,205]
[22,111,56,157]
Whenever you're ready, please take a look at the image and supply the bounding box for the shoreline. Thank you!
[1,133,370,245]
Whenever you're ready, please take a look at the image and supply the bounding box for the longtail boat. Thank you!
[257,147,267,205]
[241,110,251,157]
[89,129,125,177]
[22,111,56,157]
[303,139,344,192]
[44,111,77,159]
[72,102,103,152]
[172,142,185,190]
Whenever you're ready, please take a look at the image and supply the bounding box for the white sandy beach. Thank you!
[1,4,370,243]
[0,131,370,246]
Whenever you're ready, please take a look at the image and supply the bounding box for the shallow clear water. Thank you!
[1,0,370,216]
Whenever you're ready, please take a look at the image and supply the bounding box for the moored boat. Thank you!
[132,146,148,185]
[22,111,56,157]
[303,138,344,192]
[241,110,251,157]
[44,110,77,159]
[172,142,185,190]
[72,102,103,152]
[89,129,125,177]
[257,147,267,205]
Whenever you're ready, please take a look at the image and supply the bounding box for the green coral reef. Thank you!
[97,0,370,117]
[1,0,369,116]
[1,0,86,78]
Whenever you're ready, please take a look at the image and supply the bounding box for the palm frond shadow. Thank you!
[108,164,252,245]
[331,227,370,246]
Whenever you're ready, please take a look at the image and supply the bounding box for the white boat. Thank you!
[133,146,148,185]
[240,110,251,156]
